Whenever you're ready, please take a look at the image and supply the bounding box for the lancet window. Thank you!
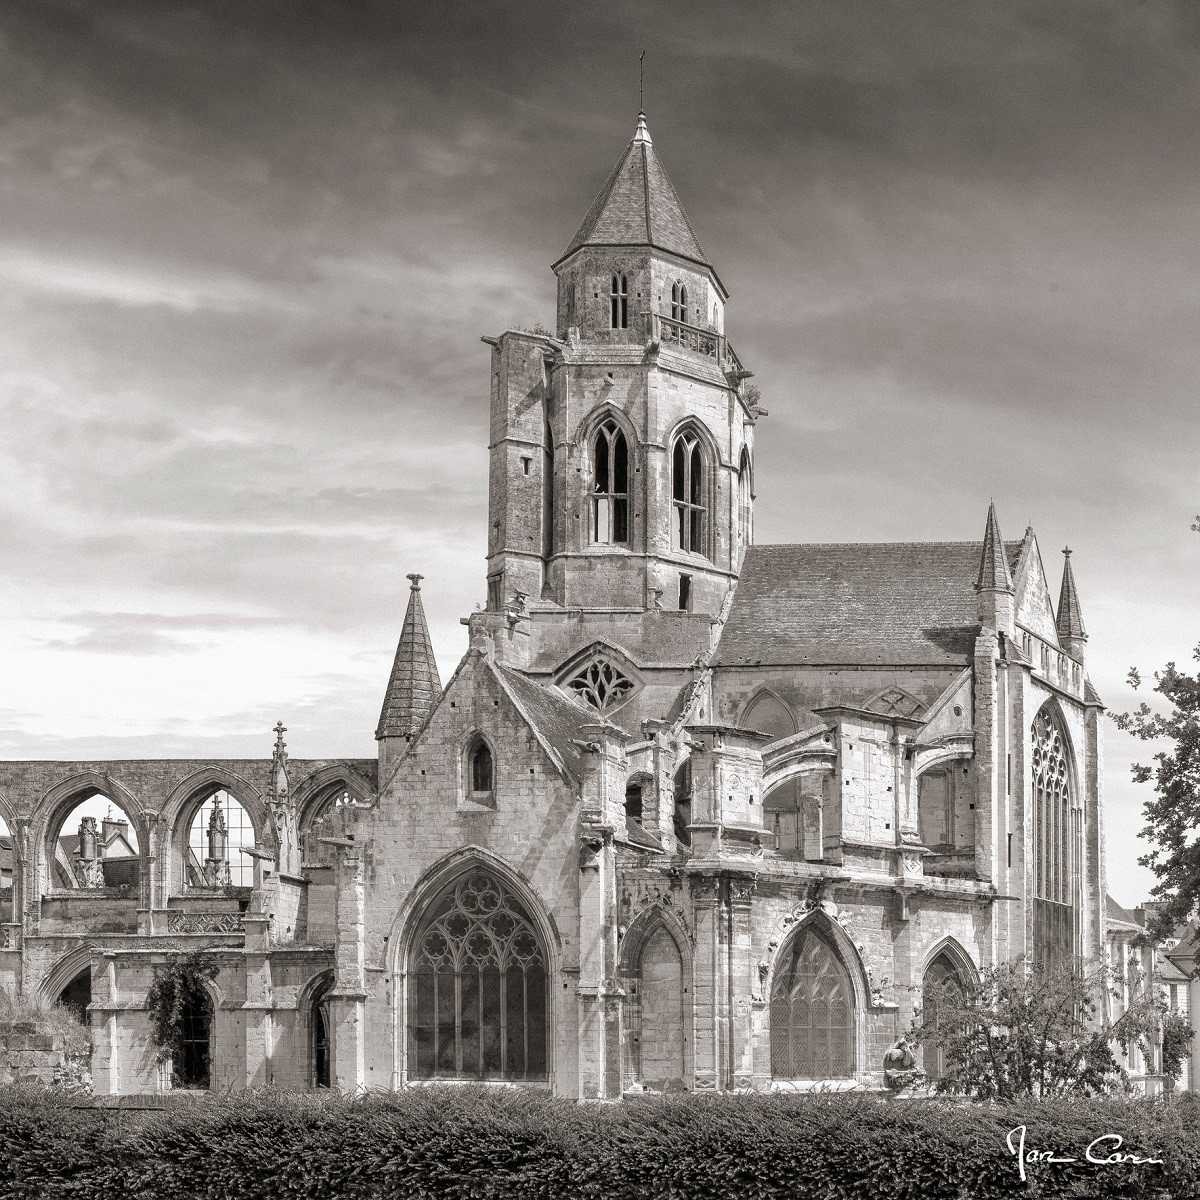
[672,428,708,556]
[670,281,688,322]
[610,273,628,329]
[590,420,629,546]
[408,871,548,1082]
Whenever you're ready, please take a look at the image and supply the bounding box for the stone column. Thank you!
[324,840,366,1092]
[576,821,618,1098]
[690,873,722,1090]
[727,873,757,1090]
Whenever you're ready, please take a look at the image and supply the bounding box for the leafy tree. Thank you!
[1113,514,1200,944]
[910,958,1162,1101]
[1161,1009,1195,1090]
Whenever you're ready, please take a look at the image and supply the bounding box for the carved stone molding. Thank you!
[166,911,244,934]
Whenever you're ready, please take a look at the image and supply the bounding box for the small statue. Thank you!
[883,1036,926,1093]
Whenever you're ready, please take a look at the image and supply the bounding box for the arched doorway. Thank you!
[921,951,968,1081]
[770,920,856,1080]
[407,869,547,1082]
[310,974,333,1088]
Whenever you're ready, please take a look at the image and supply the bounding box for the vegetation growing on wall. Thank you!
[145,950,218,1068]
[0,989,90,1059]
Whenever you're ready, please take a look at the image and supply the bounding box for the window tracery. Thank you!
[1032,704,1080,963]
[564,653,635,713]
[408,871,547,1081]
[770,923,854,1080]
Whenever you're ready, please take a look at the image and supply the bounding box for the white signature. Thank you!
[1006,1124,1164,1182]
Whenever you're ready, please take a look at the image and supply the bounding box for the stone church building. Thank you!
[0,113,1110,1097]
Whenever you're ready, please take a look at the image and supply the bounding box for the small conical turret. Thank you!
[376,574,442,742]
[975,501,1014,633]
[1056,547,1088,662]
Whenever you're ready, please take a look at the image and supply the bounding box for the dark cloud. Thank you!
[2,0,1199,904]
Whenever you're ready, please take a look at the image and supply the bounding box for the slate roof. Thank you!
[377,576,442,740]
[715,540,1022,668]
[977,501,1014,592]
[496,666,593,781]
[555,114,711,274]
[1106,893,1144,931]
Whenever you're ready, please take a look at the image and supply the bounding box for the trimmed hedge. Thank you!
[0,1084,1196,1199]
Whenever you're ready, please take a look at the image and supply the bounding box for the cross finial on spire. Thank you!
[406,572,424,591]
[1062,545,1072,558]
[639,48,645,112]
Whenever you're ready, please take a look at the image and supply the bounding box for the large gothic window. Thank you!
[671,428,708,557]
[590,420,629,546]
[770,922,855,1080]
[610,273,628,329]
[1032,705,1081,964]
[408,871,548,1082]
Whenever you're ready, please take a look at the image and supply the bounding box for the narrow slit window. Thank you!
[610,273,628,329]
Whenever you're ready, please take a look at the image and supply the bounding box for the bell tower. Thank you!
[483,112,762,634]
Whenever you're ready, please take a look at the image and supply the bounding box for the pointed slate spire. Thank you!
[1056,547,1088,660]
[975,501,1014,593]
[553,112,714,277]
[375,574,442,741]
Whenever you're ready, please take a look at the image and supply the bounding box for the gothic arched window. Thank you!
[408,870,548,1081]
[590,420,629,545]
[468,737,494,796]
[921,952,967,1081]
[671,428,708,557]
[737,448,752,566]
[610,273,628,329]
[770,922,855,1080]
[563,651,635,713]
[670,281,688,322]
[1032,704,1080,964]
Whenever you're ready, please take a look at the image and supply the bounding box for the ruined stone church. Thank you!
[0,112,1107,1097]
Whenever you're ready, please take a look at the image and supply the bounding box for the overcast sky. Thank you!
[2,1,1197,905]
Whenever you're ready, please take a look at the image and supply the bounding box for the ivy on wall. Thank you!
[145,949,218,1067]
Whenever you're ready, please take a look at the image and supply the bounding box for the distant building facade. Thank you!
[0,114,1119,1096]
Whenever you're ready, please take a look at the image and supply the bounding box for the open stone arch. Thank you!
[918,937,978,1081]
[764,909,872,1082]
[162,767,274,897]
[911,742,974,781]
[919,935,979,986]
[37,943,95,1007]
[388,847,560,1088]
[31,771,149,903]
[292,764,373,864]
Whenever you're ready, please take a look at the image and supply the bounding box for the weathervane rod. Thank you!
[639,49,645,111]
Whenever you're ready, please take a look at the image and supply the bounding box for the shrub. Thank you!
[0,1084,1195,1199]
[0,988,90,1059]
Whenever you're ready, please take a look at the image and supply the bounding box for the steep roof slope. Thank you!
[376,575,442,740]
[715,540,1022,668]
[555,114,710,272]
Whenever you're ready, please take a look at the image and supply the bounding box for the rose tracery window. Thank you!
[770,923,855,1080]
[564,654,635,713]
[1032,704,1080,964]
[408,871,547,1082]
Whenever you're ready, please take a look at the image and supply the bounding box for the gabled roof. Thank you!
[376,575,442,740]
[493,665,594,783]
[1106,893,1145,932]
[715,540,1022,668]
[554,113,714,280]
